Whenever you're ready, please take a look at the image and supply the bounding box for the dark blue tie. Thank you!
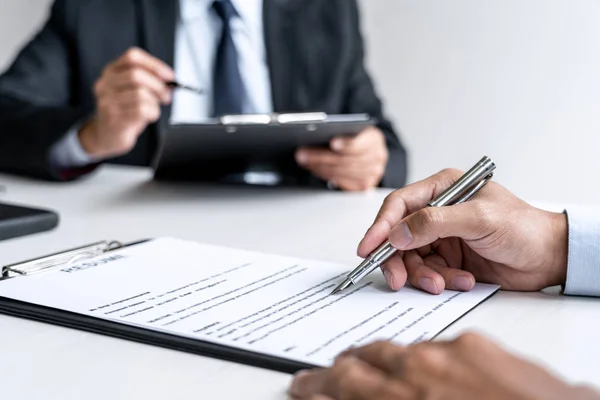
[212,0,246,116]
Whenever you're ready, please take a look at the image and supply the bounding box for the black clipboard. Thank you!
[152,112,375,182]
[0,239,315,374]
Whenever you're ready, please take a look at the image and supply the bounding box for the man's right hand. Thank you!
[291,333,599,400]
[79,47,175,159]
[358,169,569,294]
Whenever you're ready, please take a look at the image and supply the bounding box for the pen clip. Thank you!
[428,156,495,207]
[453,173,493,205]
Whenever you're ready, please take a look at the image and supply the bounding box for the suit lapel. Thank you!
[136,0,304,116]
[138,0,178,125]
[136,0,297,115]
[263,0,300,112]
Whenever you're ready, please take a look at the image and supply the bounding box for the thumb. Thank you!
[388,204,487,250]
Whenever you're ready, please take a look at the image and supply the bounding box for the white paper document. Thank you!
[0,238,499,367]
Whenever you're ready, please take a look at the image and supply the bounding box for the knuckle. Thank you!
[329,360,349,384]
[335,359,363,397]
[455,332,486,350]
[440,168,463,180]
[376,192,404,226]
[382,190,400,207]
[123,47,141,63]
[128,69,143,86]
[332,356,357,377]
[366,341,390,357]
[409,345,449,376]
[372,340,391,350]
[410,344,431,360]
[367,341,402,365]
[435,168,465,193]
[93,80,103,96]
[417,207,445,232]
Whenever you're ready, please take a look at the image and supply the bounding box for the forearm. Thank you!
[0,97,93,180]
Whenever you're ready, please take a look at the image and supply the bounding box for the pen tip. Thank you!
[330,279,352,295]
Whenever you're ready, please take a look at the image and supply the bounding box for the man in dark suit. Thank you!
[0,0,408,190]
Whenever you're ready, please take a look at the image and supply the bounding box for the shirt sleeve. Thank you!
[49,127,97,168]
[564,207,600,297]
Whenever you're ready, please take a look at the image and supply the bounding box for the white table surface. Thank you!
[0,165,598,399]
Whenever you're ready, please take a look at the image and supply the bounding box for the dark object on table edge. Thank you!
[0,202,59,241]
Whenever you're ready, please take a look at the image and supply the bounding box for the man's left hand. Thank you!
[289,333,597,400]
[295,127,388,191]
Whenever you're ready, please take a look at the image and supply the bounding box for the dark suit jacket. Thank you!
[0,0,408,188]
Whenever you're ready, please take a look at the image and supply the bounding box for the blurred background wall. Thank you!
[1,0,599,204]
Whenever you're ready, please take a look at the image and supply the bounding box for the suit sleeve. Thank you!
[0,0,94,180]
[342,0,408,189]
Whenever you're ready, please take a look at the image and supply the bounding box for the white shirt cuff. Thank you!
[564,207,600,297]
[50,127,97,169]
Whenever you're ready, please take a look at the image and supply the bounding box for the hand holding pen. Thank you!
[79,47,203,160]
[343,157,570,296]
[333,157,500,294]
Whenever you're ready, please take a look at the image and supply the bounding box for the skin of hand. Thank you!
[79,47,175,159]
[289,333,600,400]
[357,168,569,294]
[295,126,389,192]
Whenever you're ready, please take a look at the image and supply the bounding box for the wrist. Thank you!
[78,118,106,158]
[546,211,568,287]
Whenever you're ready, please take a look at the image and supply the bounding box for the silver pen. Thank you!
[166,81,204,95]
[331,156,496,295]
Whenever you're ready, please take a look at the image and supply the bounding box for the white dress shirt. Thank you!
[50,0,272,168]
[564,207,600,297]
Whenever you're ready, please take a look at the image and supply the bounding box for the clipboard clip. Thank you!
[219,112,328,126]
[1,240,124,279]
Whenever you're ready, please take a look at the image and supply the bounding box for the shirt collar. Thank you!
[179,0,261,28]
